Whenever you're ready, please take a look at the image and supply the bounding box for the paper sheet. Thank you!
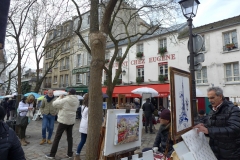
[181,129,217,160]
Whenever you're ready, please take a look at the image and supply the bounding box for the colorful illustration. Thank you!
[114,114,139,145]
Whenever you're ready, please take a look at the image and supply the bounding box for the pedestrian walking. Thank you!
[8,95,17,120]
[18,95,35,146]
[142,98,155,134]
[45,89,79,159]
[74,93,89,160]
[39,89,57,145]
[1,98,10,120]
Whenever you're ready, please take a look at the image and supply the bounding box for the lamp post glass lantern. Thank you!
[179,0,200,117]
[178,0,200,19]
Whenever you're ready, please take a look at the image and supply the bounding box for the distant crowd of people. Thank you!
[1,86,240,159]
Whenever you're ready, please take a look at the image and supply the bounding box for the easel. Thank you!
[98,94,141,160]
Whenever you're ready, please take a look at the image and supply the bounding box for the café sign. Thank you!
[72,67,90,74]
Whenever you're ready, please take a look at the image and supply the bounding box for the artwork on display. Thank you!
[169,67,193,140]
[103,109,143,156]
[181,129,217,160]
[114,114,139,145]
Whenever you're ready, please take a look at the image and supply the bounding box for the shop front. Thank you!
[66,85,88,96]
[102,84,170,108]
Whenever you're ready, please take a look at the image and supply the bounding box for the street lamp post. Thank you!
[179,0,200,117]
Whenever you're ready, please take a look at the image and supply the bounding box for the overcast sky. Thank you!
[188,0,240,27]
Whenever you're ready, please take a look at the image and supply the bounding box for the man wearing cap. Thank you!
[0,106,26,160]
[40,89,57,145]
[46,89,79,159]
[142,109,174,159]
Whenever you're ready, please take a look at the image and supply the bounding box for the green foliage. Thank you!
[105,59,110,63]
[136,52,144,58]
[21,81,32,95]
[104,80,108,86]
[136,77,143,84]
[158,75,168,83]
[116,56,121,62]
[158,47,167,56]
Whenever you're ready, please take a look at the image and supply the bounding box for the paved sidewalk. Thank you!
[21,119,159,160]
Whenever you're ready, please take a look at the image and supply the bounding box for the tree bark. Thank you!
[85,32,106,159]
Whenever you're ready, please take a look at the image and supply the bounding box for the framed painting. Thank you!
[169,67,193,140]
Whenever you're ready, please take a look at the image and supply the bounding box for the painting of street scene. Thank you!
[114,114,140,145]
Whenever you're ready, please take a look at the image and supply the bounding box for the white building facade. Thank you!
[103,15,240,111]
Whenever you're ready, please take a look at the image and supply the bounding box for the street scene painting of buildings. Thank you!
[114,114,140,145]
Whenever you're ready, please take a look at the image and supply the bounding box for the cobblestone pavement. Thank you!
[21,119,159,160]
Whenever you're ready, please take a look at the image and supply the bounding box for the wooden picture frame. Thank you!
[169,67,193,141]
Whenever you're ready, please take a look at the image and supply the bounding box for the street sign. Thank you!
[188,63,202,71]
[187,52,205,64]
[188,34,204,53]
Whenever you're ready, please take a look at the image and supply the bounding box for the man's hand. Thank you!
[193,123,209,134]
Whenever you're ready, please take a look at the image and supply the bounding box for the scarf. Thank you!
[46,95,55,102]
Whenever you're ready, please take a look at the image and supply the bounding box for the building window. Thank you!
[76,74,82,83]
[196,66,208,84]
[65,74,68,86]
[45,63,49,71]
[225,62,239,82]
[77,54,82,66]
[53,76,57,83]
[159,62,168,78]
[137,67,144,81]
[118,48,122,57]
[88,15,90,24]
[60,59,64,70]
[159,38,167,49]
[223,30,238,51]
[137,44,143,53]
[87,53,92,66]
[201,35,206,51]
[65,57,69,69]
[60,75,64,85]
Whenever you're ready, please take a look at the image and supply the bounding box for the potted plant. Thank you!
[136,52,144,58]
[116,56,121,62]
[158,75,168,83]
[136,77,143,84]
[226,43,235,50]
[105,59,110,64]
[104,80,108,86]
[158,47,167,56]
[116,79,122,85]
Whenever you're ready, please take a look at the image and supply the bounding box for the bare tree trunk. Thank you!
[86,32,106,159]
[17,47,21,103]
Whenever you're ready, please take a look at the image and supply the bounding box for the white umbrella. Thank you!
[131,87,159,97]
[196,88,203,97]
[4,95,13,98]
[77,95,83,100]
[53,90,68,96]
[12,92,18,96]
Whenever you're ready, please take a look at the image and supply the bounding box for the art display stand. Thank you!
[98,94,143,160]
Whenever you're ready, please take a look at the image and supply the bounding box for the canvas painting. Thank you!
[170,67,193,140]
[114,114,140,145]
[174,74,192,132]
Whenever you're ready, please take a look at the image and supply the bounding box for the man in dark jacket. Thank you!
[0,106,26,160]
[8,96,17,120]
[142,98,155,134]
[194,87,240,160]
[142,109,174,158]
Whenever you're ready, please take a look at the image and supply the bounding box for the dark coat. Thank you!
[0,121,25,160]
[195,115,208,126]
[207,100,240,160]
[153,123,174,158]
[142,101,154,117]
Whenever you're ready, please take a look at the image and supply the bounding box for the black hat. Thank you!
[160,109,171,121]
[0,106,6,120]
[198,110,205,115]
[69,88,76,95]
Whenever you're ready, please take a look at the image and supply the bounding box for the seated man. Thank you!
[142,109,174,159]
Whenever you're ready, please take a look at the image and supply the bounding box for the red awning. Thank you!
[102,84,169,97]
